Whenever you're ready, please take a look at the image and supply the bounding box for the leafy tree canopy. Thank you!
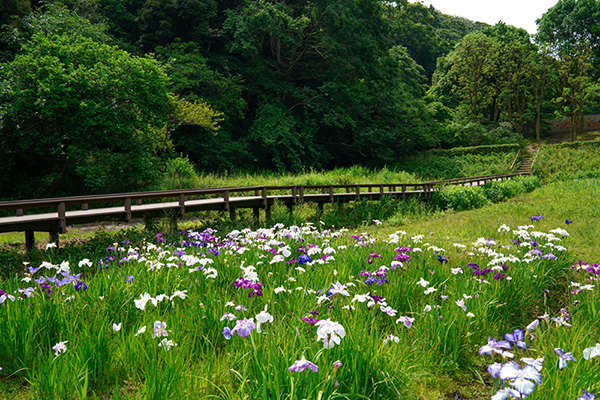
[0,33,171,197]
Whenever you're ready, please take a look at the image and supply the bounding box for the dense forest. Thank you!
[0,0,599,199]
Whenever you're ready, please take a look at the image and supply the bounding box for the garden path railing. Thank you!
[0,172,528,248]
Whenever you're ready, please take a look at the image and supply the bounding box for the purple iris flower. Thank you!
[367,252,382,264]
[301,317,321,325]
[28,266,41,275]
[504,329,528,350]
[437,255,448,264]
[232,318,256,338]
[554,348,576,370]
[288,358,318,373]
[479,337,512,356]
[365,276,377,285]
[73,280,88,292]
[494,273,506,281]
[394,253,410,262]
[565,220,573,225]
[578,389,596,400]
[298,254,311,265]
[222,327,232,340]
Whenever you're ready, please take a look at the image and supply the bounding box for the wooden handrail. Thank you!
[0,172,527,215]
[509,149,522,172]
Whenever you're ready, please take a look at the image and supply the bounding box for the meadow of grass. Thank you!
[157,147,519,191]
[158,164,421,191]
[0,177,598,400]
[392,149,520,181]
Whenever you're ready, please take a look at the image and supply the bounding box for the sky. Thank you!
[421,0,558,34]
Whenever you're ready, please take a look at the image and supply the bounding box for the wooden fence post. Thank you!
[223,190,230,211]
[25,230,35,250]
[124,197,132,222]
[57,202,66,234]
[178,194,185,218]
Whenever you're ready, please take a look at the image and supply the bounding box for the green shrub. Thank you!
[533,141,600,182]
[426,143,522,157]
[433,185,491,211]
[159,155,200,189]
[395,150,519,180]
[434,175,539,211]
[483,175,540,203]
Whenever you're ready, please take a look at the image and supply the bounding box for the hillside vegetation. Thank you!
[1,1,599,199]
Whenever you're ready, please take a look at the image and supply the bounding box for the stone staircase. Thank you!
[517,156,532,174]
[515,144,541,175]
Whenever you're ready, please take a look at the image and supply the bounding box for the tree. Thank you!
[537,0,600,140]
[138,0,218,52]
[554,43,599,141]
[384,1,439,78]
[0,33,172,198]
[485,23,538,134]
[0,3,110,62]
[536,0,600,73]
[0,0,31,28]
[447,31,497,123]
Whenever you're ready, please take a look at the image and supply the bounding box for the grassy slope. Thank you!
[380,179,599,263]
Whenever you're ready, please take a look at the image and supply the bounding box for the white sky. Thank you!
[421,0,558,34]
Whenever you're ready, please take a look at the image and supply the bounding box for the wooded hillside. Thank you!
[1,0,599,199]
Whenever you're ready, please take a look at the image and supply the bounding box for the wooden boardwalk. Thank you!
[0,173,526,248]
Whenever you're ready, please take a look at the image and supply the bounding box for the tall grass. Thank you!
[393,151,519,181]
[533,140,600,182]
[158,164,420,191]
[158,145,520,191]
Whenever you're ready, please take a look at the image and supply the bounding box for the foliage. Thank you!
[536,0,600,72]
[426,143,522,157]
[433,185,491,212]
[533,140,600,182]
[536,0,600,140]
[384,1,438,78]
[137,0,218,52]
[483,175,541,202]
[434,175,539,211]
[0,0,30,29]
[0,33,171,198]
[428,23,543,143]
[0,3,111,62]
[394,149,519,180]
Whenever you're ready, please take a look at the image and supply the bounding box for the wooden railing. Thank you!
[0,172,528,248]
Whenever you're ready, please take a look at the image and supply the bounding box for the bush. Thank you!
[433,185,491,211]
[483,175,540,203]
[435,175,540,211]
[159,155,200,189]
[395,149,519,180]
[533,141,600,182]
[426,143,522,157]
